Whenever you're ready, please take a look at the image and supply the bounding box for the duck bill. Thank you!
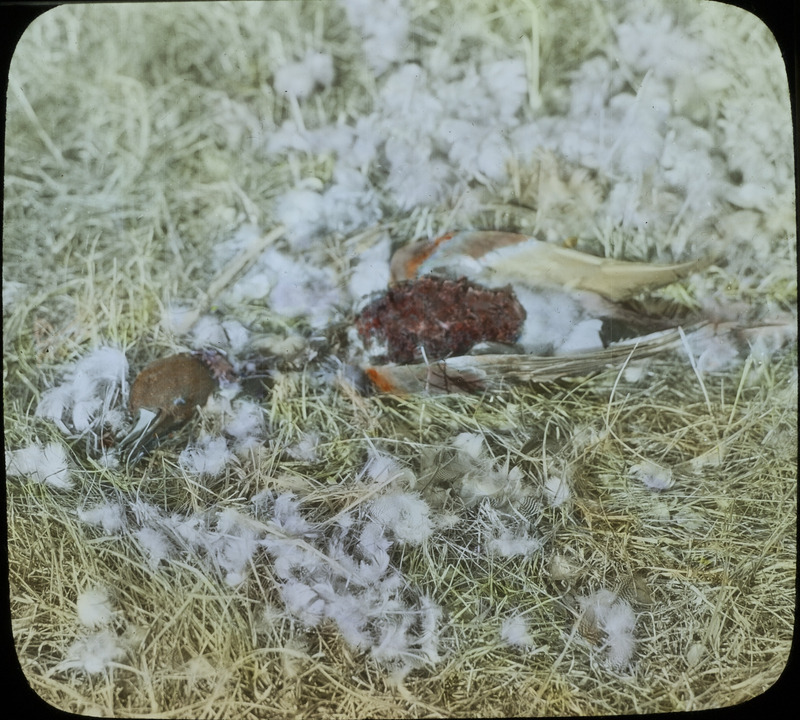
[119,408,160,464]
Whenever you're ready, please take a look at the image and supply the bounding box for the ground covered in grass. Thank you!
[4,1,796,717]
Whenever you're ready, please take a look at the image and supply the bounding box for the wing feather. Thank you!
[394,231,711,301]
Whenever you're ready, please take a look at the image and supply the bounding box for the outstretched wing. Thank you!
[478,238,712,302]
[393,230,712,302]
[364,325,695,395]
[363,319,796,395]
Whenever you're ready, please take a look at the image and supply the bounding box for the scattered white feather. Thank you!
[413,595,442,664]
[603,599,637,668]
[347,115,383,169]
[182,656,218,686]
[96,447,122,469]
[266,534,324,583]
[686,642,706,668]
[697,334,742,374]
[384,136,452,210]
[577,588,615,620]
[442,120,511,182]
[358,521,392,570]
[674,508,705,532]
[630,459,675,491]
[747,325,798,372]
[543,475,570,507]
[321,167,383,236]
[258,0,794,298]
[370,492,433,545]
[623,363,647,383]
[273,51,334,100]
[128,499,163,525]
[134,527,174,569]
[437,433,529,508]
[370,617,413,665]
[204,392,234,425]
[224,400,265,454]
[77,503,126,533]
[262,247,343,328]
[720,94,791,192]
[169,512,207,549]
[362,450,414,485]
[36,347,128,437]
[324,589,372,649]
[606,76,669,178]
[179,435,233,478]
[211,225,272,304]
[348,234,391,301]
[513,287,588,355]
[273,168,382,250]
[604,179,648,230]
[380,64,442,135]
[267,118,360,160]
[614,10,707,81]
[370,595,441,668]
[683,327,741,374]
[501,615,535,648]
[270,493,314,536]
[191,314,229,347]
[556,319,604,354]
[577,589,637,668]
[660,117,721,216]
[451,432,484,460]
[192,315,250,352]
[274,188,326,250]
[604,598,636,636]
[488,530,542,558]
[5,442,72,489]
[163,304,198,333]
[259,489,442,667]
[213,508,263,585]
[224,269,271,304]
[725,182,773,212]
[130,501,269,585]
[58,629,126,674]
[287,432,320,462]
[459,460,524,508]
[76,587,115,628]
[481,59,528,120]
[341,0,410,75]
[479,503,543,558]
[548,553,579,583]
[208,91,266,151]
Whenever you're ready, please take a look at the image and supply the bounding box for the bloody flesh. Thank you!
[355,276,526,364]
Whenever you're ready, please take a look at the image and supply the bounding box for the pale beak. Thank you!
[118,408,160,465]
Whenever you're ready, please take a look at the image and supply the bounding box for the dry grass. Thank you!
[4,1,796,718]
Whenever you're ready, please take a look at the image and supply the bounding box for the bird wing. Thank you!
[363,318,796,395]
[479,238,712,302]
[396,231,712,302]
[364,325,696,395]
